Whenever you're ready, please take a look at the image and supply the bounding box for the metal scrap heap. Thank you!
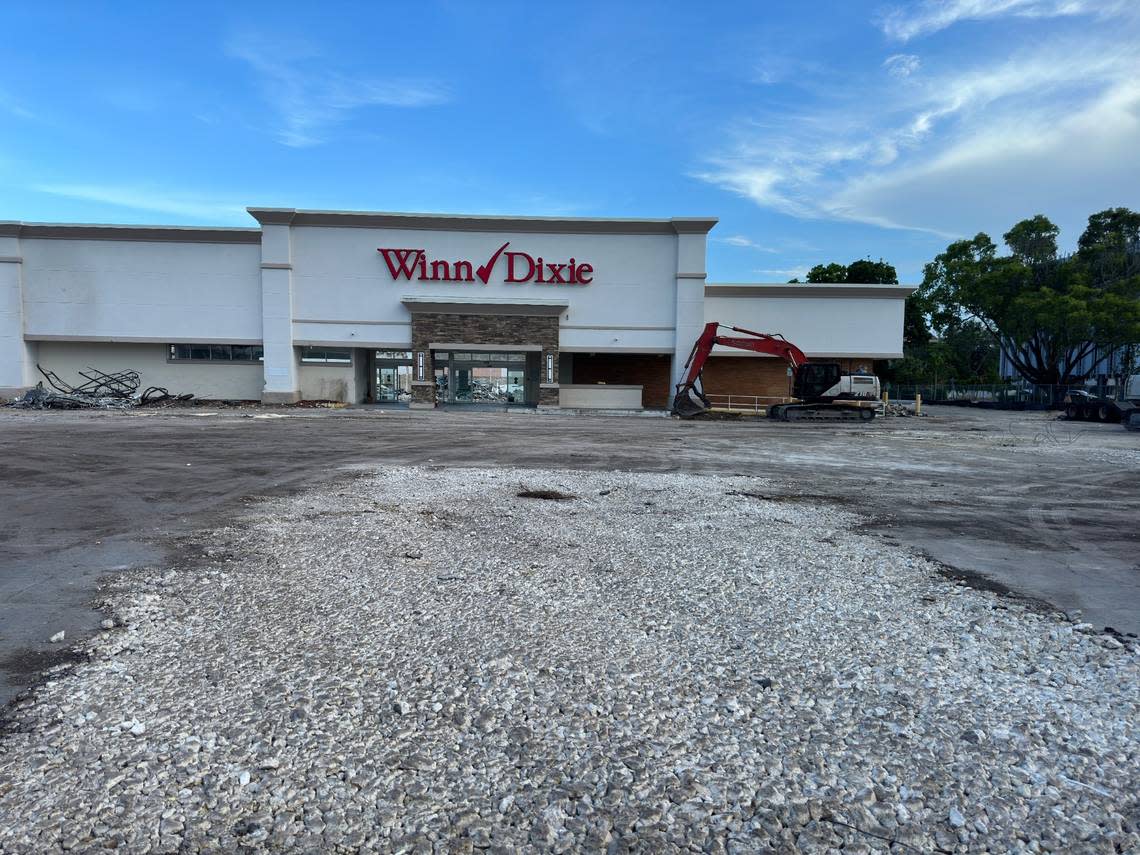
[6,365,192,410]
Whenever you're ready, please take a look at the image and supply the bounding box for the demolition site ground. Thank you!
[0,405,1138,852]
[2,404,1137,711]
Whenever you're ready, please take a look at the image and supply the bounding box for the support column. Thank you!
[0,224,36,398]
[259,221,300,403]
[671,223,711,392]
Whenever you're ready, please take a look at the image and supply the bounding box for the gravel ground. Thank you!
[1,466,1137,854]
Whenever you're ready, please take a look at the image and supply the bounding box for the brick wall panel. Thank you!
[571,354,672,409]
[700,357,793,400]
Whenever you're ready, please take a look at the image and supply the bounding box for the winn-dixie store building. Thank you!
[0,209,910,408]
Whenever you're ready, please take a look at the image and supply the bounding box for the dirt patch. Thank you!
[727,490,855,506]
[1,646,86,733]
[517,489,576,501]
[923,556,1059,615]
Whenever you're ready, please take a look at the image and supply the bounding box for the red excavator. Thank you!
[672,322,881,420]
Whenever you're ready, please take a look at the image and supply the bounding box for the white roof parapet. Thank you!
[706,283,916,298]
[247,207,718,236]
[0,221,261,244]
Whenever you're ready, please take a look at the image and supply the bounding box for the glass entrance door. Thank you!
[432,351,530,405]
[373,351,413,403]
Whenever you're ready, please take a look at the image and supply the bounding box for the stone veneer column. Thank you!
[258,220,300,403]
[671,222,711,393]
[0,224,37,397]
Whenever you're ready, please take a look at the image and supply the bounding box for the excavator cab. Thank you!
[792,363,842,401]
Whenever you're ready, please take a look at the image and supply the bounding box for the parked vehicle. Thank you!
[1063,375,1140,430]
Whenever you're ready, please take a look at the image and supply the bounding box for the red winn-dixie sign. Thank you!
[377,241,593,285]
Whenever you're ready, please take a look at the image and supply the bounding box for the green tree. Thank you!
[805,262,849,283]
[920,209,1140,394]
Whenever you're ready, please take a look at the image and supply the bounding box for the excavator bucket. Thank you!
[672,385,710,418]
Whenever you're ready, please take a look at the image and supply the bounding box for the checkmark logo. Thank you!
[475,241,510,284]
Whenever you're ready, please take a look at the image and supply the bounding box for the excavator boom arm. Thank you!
[679,322,808,387]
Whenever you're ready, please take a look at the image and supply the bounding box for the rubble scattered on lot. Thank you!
[882,402,922,417]
[0,467,1136,853]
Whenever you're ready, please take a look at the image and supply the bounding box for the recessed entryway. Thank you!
[432,350,536,406]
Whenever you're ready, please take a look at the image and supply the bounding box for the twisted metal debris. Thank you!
[6,365,192,410]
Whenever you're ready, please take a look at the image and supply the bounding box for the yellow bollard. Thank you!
[915,392,922,416]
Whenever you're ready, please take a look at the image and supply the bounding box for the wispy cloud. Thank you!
[884,54,921,78]
[32,183,250,222]
[696,25,1140,239]
[226,34,449,147]
[878,0,1131,42]
[0,88,37,121]
[713,235,780,251]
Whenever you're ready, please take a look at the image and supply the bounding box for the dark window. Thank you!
[300,347,352,364]
[169,344,263,362]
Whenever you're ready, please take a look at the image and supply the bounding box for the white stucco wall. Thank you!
[559,384,644,409]
[35,342,263,400]
[299,360,360,403]
[288,226,681,354]
[703,284,909,359]
[21,238,262,342]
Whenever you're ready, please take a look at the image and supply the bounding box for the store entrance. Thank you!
[432,350,534,406]
[372,350,413,404]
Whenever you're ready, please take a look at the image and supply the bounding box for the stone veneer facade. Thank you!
[409,312,560,407]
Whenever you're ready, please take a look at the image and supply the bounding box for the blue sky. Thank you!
[2,1,1137,283]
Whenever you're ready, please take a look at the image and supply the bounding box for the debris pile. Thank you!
[883,402,919,417]
[6,365,192,410]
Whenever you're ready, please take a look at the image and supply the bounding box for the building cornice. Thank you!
[247,207,718,236]
[1,221,261,244]
[401,296,568,317]
[706,283,915,298]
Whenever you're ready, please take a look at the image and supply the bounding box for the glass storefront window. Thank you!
[301,347,352,364]
[430,349,530,405]
[168,343,264,362]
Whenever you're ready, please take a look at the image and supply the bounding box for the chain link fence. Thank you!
[882,382,1121,409]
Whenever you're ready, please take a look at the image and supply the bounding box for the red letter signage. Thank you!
[378,242,592,286]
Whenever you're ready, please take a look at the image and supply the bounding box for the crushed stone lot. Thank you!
[1,466,1138,853]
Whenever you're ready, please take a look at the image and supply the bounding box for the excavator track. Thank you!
[771,404,876,421]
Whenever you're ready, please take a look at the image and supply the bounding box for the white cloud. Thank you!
[827,78,1140,242]
[226,34,448,147]
[696,28,1140,239]
[884,54,921,78]
[714,235,780,251]
[878,0,1131,42]
[32,184,250,222]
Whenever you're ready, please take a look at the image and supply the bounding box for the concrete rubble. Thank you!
[0,466,1136,853]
